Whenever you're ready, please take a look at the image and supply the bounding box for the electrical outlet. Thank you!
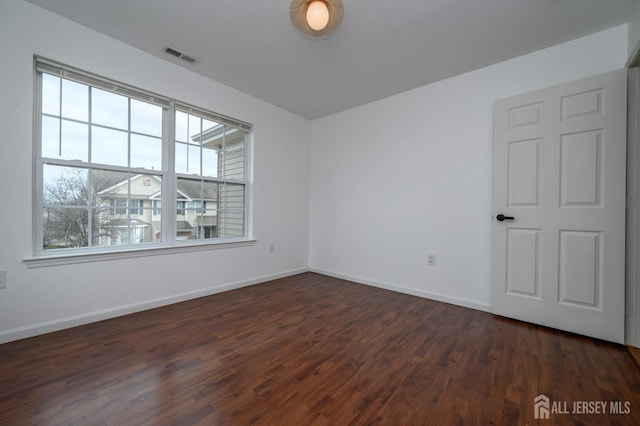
[0,270,6,289]
[269,243,275,254]
[427,254,436,266]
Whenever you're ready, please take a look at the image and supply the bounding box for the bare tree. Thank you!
[43,169,122,249]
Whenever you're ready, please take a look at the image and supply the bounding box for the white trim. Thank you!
[24,239,257,268]
[627,68,640,348]
[1,267,494,344]
[309,267,492,313]
[0,267,307,344]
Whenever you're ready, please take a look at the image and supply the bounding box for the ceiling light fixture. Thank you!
[290,0,344,37]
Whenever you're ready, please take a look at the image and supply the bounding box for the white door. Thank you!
[492,69,627,343]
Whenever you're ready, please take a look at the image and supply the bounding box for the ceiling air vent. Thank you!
[164,47,199,64]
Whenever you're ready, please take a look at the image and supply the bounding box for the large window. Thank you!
[35,58,251,254]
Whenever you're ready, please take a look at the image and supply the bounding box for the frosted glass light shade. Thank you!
[290,0,344,37]
[306,1,329,31]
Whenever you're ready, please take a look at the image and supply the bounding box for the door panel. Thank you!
[560,130,601,206]
[506,228,540,297]
[508,139,540,206]
[492,69,627,343]
[558,230,601,308]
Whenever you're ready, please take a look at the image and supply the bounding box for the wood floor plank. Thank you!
[1,272,639,425]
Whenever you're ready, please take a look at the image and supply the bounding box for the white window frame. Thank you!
[29,57,254,265]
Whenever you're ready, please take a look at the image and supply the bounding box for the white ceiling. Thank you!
[25,0,636,119]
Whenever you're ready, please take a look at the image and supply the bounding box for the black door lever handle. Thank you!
[496,214,515,222]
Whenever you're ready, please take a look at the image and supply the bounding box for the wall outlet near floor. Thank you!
[0,270,6,289]
[427,254,436,266]
[269,243,275,254]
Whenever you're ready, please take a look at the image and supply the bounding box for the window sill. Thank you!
[23,239,257,269]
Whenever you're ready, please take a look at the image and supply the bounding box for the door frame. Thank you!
[627,68,640,348]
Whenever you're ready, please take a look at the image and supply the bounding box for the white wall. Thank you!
[309,25,629,311]
[0,0,311,343]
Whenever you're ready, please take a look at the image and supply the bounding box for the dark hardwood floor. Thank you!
[1,272,639,425]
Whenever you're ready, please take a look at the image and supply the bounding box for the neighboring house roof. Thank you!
[195,124,243,149]
[97,173,218,202]
[97,173,162,196]
[176,221,193,230]
[92,170,139,194]
[177,179,218,201]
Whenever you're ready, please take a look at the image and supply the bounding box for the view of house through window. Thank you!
[175,109,246,241]
[36,59,251,253]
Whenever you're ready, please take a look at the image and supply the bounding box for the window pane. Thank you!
[61,79,88,121]
[202,118,219,137]
[191,208,218,240]
[202,121,223,147]
[92,126,128,167]
[130,175,161,200]
[92,88,128,130]
[175,110,189,142]
[176,113,205,174]
[221,148,244,180]
[218,209,244,238]
[131,134,161,170]
[221,128,245,180]
[43,207,90,250]
[151,207,162,242]
[152,200,162,216]
[177,178,202,201]
[41,116,60,158]
[201,181,219,240]
[188,115,201,145]
[42,74,60,116]
[91,173,160,246]
[177,180,220,241]
[92,170,130,209]
[188,145,201,175]
[96,171,162,245]
[202,181,219,210]
[176,178,213,240]
[43,165,89,207]
[218,181,245,238]
[97,213,153,247]
[131,99,162,137]
[175,193,192,240]
[202,144,219,178]
[220,183,244,210]
[175,142,188,174]
[61,119,89,162]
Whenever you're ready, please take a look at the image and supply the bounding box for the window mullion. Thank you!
[87,169,94,248]
[163,101,177,245]
[86,86,93,247]
[34,69,45,254]
[244,131,251,239]
[127,98,132,245]
[57,77,62,157]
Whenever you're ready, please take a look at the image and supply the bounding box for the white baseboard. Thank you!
[1,267,491,344]
[0,267,308,344]
[310,267,491,313]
